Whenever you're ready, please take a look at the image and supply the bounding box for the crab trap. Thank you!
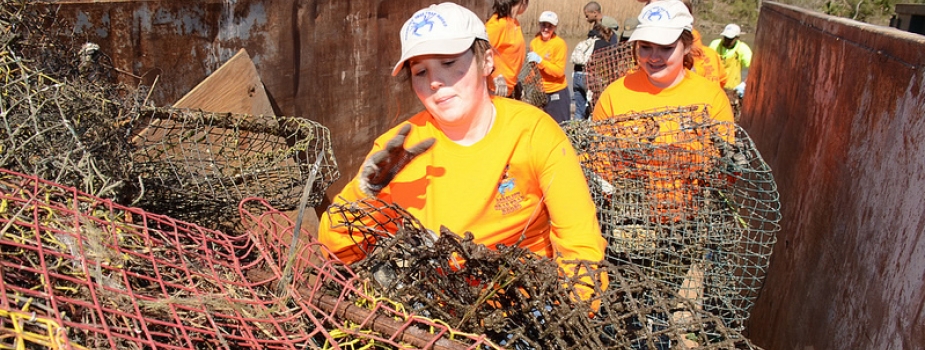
[0,168,502,349]
[322,197,765,349]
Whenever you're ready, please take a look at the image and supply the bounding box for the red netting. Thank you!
[0,168,494,349]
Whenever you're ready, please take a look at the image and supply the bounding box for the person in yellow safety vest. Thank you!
[709,23,753,92]
[319,2,607,307]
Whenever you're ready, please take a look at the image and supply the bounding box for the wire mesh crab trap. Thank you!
[0,0,339,232]
[128,108,338,229]
[514,61,547,108]
[323,197,764,349]
[0,168,497,349]
[585,41,636,108]
[562,105,781,332]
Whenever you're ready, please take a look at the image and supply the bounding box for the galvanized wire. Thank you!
[128,108,338,229]
[515,61,547,108]
[562,105,781,331]
[0,0,339,231]
[586,41,637,108]
[325,197,765,349]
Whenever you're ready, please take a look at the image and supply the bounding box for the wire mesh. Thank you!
[0,0,339,232]
[128,108,338,229]
[585,41,637,109]
[0,168,495,349]
[0,304,74,350]
[515,61,547,108]
[562,105,781,331]
[324,197,764,349]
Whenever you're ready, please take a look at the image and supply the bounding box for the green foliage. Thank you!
[694,0,912,30]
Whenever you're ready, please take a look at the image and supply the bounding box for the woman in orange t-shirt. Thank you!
[485,0,528,97]
[528,10,570,124]
[319,3,606,303]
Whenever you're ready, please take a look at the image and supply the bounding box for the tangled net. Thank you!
[0,0,339,231]
[515,61,547,108]
[562,105,781,331]
[325,198,764,349]
[0,168,497,349]
[586,41,637,108]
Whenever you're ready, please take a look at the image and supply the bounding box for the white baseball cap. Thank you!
[538,11,558,26]
[628,0,693,46]
[721,23,742,38]
[391,3,488,76]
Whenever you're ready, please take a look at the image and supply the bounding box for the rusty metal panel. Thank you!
[39,0,490,209]
[742,2,925,349]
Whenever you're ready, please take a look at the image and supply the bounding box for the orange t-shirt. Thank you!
[529,34,568,93]
[319,97,605,271]
[592,69,734,142]
[591,69,735,223]
[691,29,727,87]
[486,14,525,95]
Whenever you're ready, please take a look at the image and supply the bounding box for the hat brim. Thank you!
[721,31,738,38]
[628,26,684,46]
[391,37,476,76]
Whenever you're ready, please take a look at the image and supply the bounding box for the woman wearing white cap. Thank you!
[591,0,733,142]
[527,11,569,124]
[319,2,606,302]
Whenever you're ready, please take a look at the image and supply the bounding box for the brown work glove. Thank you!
[359,124,435,197]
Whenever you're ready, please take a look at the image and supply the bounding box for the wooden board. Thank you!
[173,48,274,116]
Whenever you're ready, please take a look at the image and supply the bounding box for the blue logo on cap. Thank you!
[643,6,671,22]
[405,11,448,40]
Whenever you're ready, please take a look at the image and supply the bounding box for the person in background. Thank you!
[593,0,733,138]
[591,2,734,343]
[592,16,621,53]
[709,23,752,93]
[319,2,607,303]
[681,0,727,87]
[620,17,639,42]
[528,11,570,124]
[486,0,529,98]
[571,1,615,121]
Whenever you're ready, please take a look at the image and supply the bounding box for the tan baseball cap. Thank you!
[392,3,488,76]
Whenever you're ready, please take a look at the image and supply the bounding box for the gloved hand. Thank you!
[526,51,542,64]
[493,75,509,97]
[359,124,436,196]
[734,82,746,98]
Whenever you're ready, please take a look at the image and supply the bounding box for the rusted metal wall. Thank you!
[741,2,925,349]
[46,0,489,209]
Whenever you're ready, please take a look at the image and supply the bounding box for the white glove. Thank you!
[589,172,615,195]
[359,124,436,196]
[526,51,542,64]
[493,75,509,97]
[734,82,746,98]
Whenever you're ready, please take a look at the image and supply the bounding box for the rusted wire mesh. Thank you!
[586,41,637,109]
[562,105,781,331]
[515,61,547,108]
[0,168,495,349]
[0,0,339,231]
[325,198,764,349]
[1,1,141,201]
[128,108,338,229]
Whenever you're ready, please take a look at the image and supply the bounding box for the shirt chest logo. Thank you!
[494,166,524,215]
